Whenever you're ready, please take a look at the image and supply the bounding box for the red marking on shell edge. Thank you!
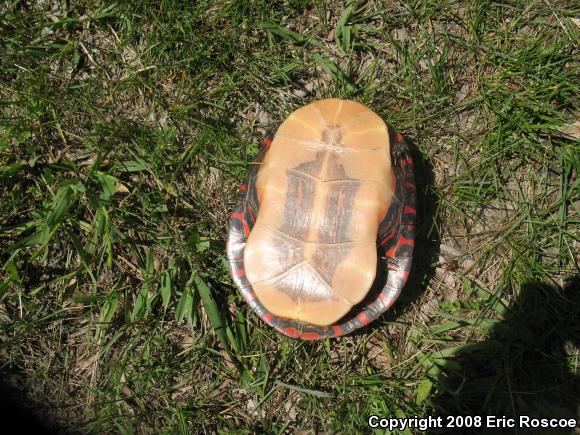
[356,312,371,326]
[398,235,415,247]
[395,133,404,142]
[404,205,416,215]
[263,138,273,147]
[281,327,300,338]
[405,180,415,189]
[275,326,321,340]
[234,268,246,278]
[401,157,413,166]
[262,312,273,323]
[240,184,248,191]
[333,325,344,336]
[297,331,323,340]
[381,229,396,246]
[230,212,251,236]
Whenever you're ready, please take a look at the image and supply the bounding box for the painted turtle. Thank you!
[227,99,415,340]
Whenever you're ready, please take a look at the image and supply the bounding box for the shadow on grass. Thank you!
[433,277,580,434]
[0,379,65,435]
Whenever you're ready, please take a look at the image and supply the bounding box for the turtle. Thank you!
[227,99,416,340]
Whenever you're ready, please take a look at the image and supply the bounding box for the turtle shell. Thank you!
[227,99,415,339]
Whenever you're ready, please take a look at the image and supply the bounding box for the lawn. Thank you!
[0,0,578,433]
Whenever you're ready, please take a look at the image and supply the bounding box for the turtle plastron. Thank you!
[227,99,416,339]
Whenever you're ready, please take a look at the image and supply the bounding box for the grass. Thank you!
[0,0,578,433]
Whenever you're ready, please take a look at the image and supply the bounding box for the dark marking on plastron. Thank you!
[311,245,351,285]
[270,274,302,302]
[274,126,363,304]
[266,232,307,280]
[267,262,333,303]
[319,152,360,243]
[318,183,360,243]
[279,152,324,240]
[324,151,352,180]
[292,150,325,177]
[321,125,342,146]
